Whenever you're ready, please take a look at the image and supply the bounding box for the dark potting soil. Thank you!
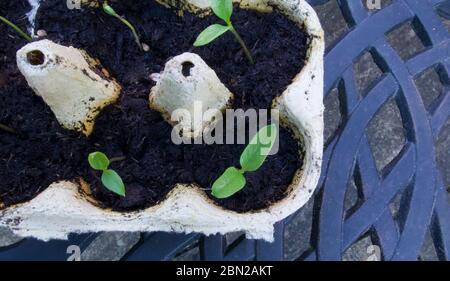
[0,0,308,212]
[1,0,89,207]
[0,0,30,84]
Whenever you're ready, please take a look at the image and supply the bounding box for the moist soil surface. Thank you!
[0,0,308,212]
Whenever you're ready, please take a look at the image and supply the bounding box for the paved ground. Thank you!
[0,0,448,261]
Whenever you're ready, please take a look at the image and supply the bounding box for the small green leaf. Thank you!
[103,3,117,17]
[211,167,246,199]
[211,0,233,24]
[193,24,230,47]
[88,152,110,171]
[240,124,278,172]
[101,169,126,197]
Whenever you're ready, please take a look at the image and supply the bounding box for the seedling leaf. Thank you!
[194,24,230,47]
[102,4,116,17]
[210,124,278,199]
[211,0,233,24]
[193,0,254,64]
[240,124,277,172]
[101,169,126,197]
[88,152,110,171]
[211,167,246,199]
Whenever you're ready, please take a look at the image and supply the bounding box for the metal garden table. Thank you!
[0,0,449,261]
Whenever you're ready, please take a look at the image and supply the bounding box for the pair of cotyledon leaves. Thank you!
[211,124,278,199]
[88,152,126,197]
[194,0,234,47]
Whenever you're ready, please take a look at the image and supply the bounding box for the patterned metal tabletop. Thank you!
[0,0,449,261]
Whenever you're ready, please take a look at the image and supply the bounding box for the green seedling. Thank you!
[193,0,254,64]
[211,124,277,199]
[88,151,126,197]
[102,1,143,50]
[0,16,32,42]
[0,123,16,134]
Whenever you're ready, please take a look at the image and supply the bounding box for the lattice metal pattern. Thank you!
[0,0,449,261]
[305,0,450,261]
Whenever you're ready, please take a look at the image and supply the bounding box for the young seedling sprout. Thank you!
[88,151,126,197]
[211,124,277,199]
[102,1,144,51]
[193,0,254,64]
[0,16,32,42]
[0,123,16,134]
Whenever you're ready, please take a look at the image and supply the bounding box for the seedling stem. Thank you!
[109,156,126,163]
[0,123,16,134]
[0,16,32,42]
[102,2,143,51]
[229,26,254,65]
